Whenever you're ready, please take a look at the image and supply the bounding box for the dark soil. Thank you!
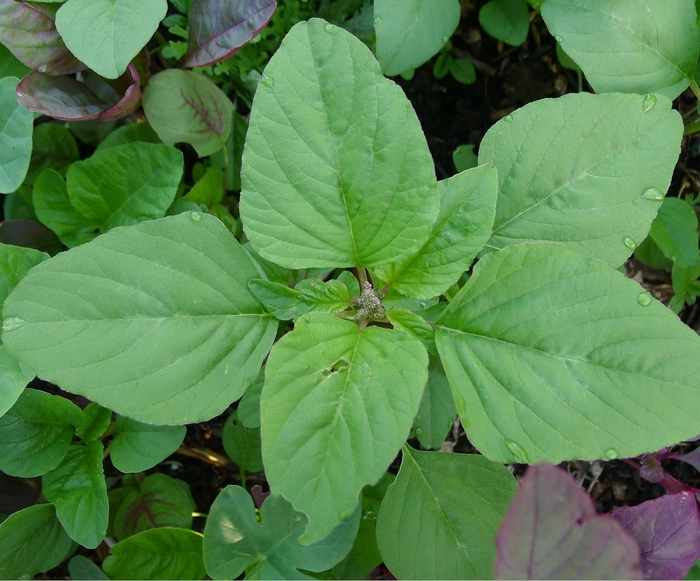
[7,5,700,579]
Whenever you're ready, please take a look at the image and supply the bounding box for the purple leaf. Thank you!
[669,447,700,473]
[610,492,700,580]
[0,0,83,75]
[183,0,276,68]
[16,64,141,121]
[495,464,642,580]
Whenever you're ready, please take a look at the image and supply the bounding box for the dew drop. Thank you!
[504,114,513,123]
[603,448,619,460]
[16,91,23,99]
[554,35,563,43]
[324,23,333,33]
[373,15,382,25]
[2,317,26,333]
[641,187,664,201]
[338,510,350,521]
[415,427,423,436]
[441,35,449,44]
[37,64,47,73]
[189,211,202,222]
[623,237,637,250]
[637,291,652,307]
[642,94,657,112]
[505,440,530,463]
[260,75,274,89]
[362,510,376,521]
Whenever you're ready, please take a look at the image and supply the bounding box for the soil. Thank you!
[6,4,700,579]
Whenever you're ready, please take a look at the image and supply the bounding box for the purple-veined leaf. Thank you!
[16,64,140,121]
[0,0,83,75]
[610,492,700,580]
[669,447,700,473]
[495,464,642,580]
[183,0,276,68]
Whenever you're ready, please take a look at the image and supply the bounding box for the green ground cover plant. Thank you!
[3,0,700,579]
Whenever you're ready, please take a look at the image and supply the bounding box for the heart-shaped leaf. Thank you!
[240,19,439,269]
[494,464,642,579]
[262,312,428,544]
[55,0,167,79]
[2,213,278,425]
[183,0,276,68]
[0,0,84,75]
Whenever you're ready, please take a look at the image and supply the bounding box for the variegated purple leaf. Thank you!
[183,0,276,68]
[0,0,83,75]
[610,492,700,580]
[17,64,140,121]
[495,464,642,580]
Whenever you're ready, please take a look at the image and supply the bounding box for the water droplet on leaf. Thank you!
[261,75,274,89]
[623,237,637,250]
[415,428,423,436]
[554,35,563,43]
[16,91,22,98]
[338,511,350,521]
[2,317,26,332]
[604,448,619,460]
[637,291,652,306]
[324,23,333,33]
[642,94,657,112]
[190,211,202,222]
[504,114,513,123]
[505,440,530,463]
[38,65,47,73]
[641,187,663,201]
[441,35,449,44]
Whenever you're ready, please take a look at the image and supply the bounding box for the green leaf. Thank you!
[110,416,186,472]
[0,504,74,580]
[387,309,436,356]
[95,122,162,152]
[413,357,456,449]
[373,164,497,299]
[376,447,517,579]
[238,367,263,429]
[649,197,699,267]
[374,0,461,76]
[66,142,184,231]
[1,241,49,323]
[203,485,359,580]
[222,410,263,472]
[0,44,30,79]
[43,441,108,548]
[68,555,109,580]
[3,213,278,425]
[0,388,84,477]
[0,76,33,194]
[542,0,700,98]
[249,278,352,321]
[76,402,112,441]
[25,123,80,185]
[479,0,530,46]
[0,345,33,417]
[240,19,439,269]
[450,57,476,84]
[33,169,98,247]
[435,243,700,464]
[103,528,206,580]
[55,0,168,79]
[211,111,247,191]
[478,92,682,267]
[143,70,234,157]
[112,473,194,540]
[183,166,224,207]
[453,144,478,172]
[262,312,429,544]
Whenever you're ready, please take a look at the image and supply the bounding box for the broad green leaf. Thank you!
[67,142,183,231]
[237,368,263,429]
[249,278,351,321]
[262,312,428,543]
[376,448,517,579]
[113,473,194,540]
[0,504,74,579]
[542,0,700,98]
[143,69,233,157]
[75,402,111,442]
[103,528,206,580]
[0,43,30,79]
[43,441,108,548]
[453,144,478,172]
[68,555,109,580]
[374,0,461,76]
[0,76,32,194]
[2,213,278,425]
[203,485,359,580]
[0,345,33,417]
[183,166,224,207]
[0,388,83,477]
[55,0,167,79]
[478,92,682,267]
[95,122,161,152]
[373,164,497,299]
[0,242,49,322]
[25,123,80,185]
[649,197,699,267]
[435,243,700,464]
[110,416,186,473]
[211,111,247,191]
[387,309,436,356]
[222,411,263,472]
[240,19,439,269]
[479,0,530,46]
[412,357,456,449]
[33,169,98,247]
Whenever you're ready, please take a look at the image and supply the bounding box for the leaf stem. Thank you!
[690,77,700,102]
